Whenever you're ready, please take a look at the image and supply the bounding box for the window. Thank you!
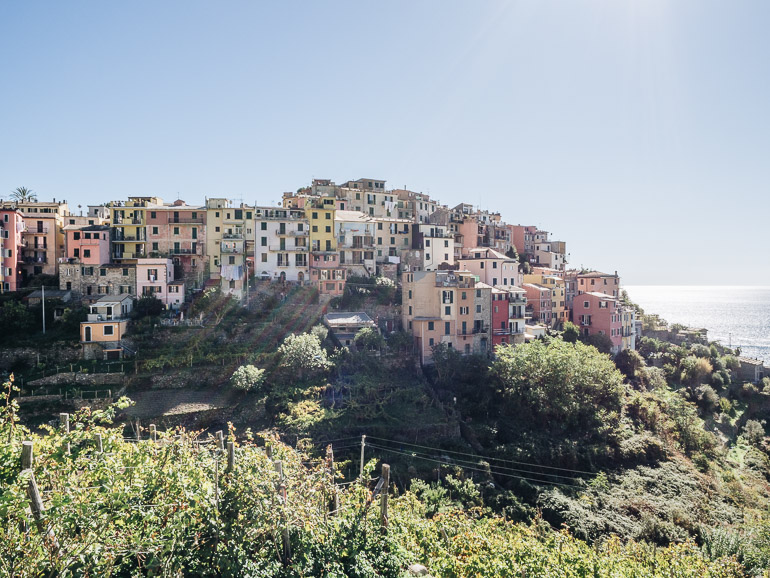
[152,226,158,235]
[261,254,267,262]
[584,301,590,308]
[74,248,80,258]
[152,242,159,251]
[74,232,81,240]
[493,262,497,268]
[429,338,434,346]
[445,322,450,335]
[173,227,180,235]
[408,306,412,315]
[425,240,430,247]
[104,325,114,336]
[428,321,434,330]
[325,213,331,220]
[312,226,318,233]
[444,240,449,247]
[261,237,267,246]
[83,249,91,258]
[445,306,451,315]
[100,268,106,277]
[408,290,412,299]
[261,222,267,230]
[122,268,129,276]
[325,226,331,233]
[229,256,235,265]
[215,226,220,232]
[312,212,318,219]
[150,211,156,219]
[426,253,431,261]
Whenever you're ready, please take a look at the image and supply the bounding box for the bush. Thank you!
[133,295,164,318]
[230,364,266,392]
[743,420,765,446]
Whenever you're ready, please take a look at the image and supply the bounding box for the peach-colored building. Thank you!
[145,201,207,288]
[573,292,623,354]
[64,225,110,265]
[80,294,133,360]
[1,209,25,292]
[576,271,620,298]
[402,269,491,364]
[523,283,554,326]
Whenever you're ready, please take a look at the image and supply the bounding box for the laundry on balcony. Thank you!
[220,264,244,281]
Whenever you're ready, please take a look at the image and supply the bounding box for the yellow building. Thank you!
[109,197,162,261]
[205,198,254,299]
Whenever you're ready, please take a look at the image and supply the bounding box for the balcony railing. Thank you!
[22,256,48,264]
[23,226,49,234]
[222,232,244,240]
[112,235,146,242]
[269,245,307,252]
[113,252,145,259]
[112,218,143,225]
[168,216,204,224]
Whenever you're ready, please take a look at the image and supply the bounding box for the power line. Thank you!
[365,442,584,482]
[364,443,584,489]
[366,435,597,476]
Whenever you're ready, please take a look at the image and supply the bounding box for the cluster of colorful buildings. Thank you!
[1,177,637,362]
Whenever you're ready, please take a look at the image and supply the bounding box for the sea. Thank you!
[624,286,770,366]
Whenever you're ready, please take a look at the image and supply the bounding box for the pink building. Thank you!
[1,209,25,292]
[573,292,623,354]
[523,283,553,326]
[64,225,110,265]
[459,248,521,288]
[136,258,184,309]
[510,225,536,256]
[309,252,346,297]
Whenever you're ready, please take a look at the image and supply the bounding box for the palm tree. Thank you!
[10,187,37,202]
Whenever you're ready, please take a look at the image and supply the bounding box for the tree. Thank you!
[580,332,614,355]
[679,356,713,386]
[505,245,519,261]
[562,322,579,344]
[10,186,36,203]
[615,349,645,380]
[278,333,332,380]
[230,364,266,392]
[353,327,384,350]
[492,339,624,435]
[133,295,164,318]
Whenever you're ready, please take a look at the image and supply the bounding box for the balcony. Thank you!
[113,252,145,259]
[166,246,202,256]
[23,226,49,234]
[269,245,307,252]
[112,235,146,242]
[221,244,244,254]
[22,256,48,264]
[112,218,143,225]
[168,216,204,224]
[222,232,244,240]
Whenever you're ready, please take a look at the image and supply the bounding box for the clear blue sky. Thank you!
[2,1,768,285]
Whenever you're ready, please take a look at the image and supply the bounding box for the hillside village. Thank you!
[1,178,647,365]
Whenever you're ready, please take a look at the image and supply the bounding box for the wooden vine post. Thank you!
[59,413,70,455]
[380,463,390,529]
[20,442,60,555]
[226,441,235,473]
[274,460,291,564]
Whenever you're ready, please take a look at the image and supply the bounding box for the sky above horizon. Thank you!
[1,1,768,285]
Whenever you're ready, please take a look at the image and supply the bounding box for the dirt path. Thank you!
[123,388,239,418]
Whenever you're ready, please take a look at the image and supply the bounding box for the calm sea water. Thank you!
[625,286,770,365]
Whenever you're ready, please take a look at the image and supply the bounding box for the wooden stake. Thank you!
[216,430,224,451]
[149,424,157,442]
[380,463,390,528]
[21,441,33,469]
[226,441,235,473]
[59,413,70,455]
[95,433,103,454]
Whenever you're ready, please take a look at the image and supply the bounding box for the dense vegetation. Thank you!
[0,381,749,576]
[6,282,770,575]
